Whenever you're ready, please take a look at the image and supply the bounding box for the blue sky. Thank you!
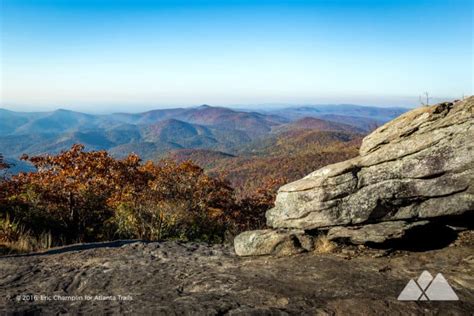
[0,0,472,112]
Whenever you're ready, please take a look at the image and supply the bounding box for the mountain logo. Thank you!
[398,271,459,301]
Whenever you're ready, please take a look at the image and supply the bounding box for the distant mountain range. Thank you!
[0,104,407,172]
[266,104,406,121]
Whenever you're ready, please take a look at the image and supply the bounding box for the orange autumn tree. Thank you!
[109,159,235,241]
[11,145,120,242]
[5,145,236,243]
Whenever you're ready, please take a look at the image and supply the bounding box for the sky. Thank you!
[0,0,472,113]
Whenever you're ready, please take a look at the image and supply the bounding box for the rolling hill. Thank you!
[272,117,364,134]
[0,104,407,173]
[267,104,407,131]
[165,122,364,197]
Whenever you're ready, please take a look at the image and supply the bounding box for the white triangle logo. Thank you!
[425,274,459,300]
[398,271,459,301]
[397,279,423,300]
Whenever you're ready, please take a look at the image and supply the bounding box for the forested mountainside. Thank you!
[266,104,407,123]
[167,129,362,197]
[0,104,405,163]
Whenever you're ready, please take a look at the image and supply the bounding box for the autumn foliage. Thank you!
[0,145,274,250]
[170,130,362,198]
[0,129,361,252]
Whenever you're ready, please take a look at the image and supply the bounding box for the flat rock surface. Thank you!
[1,239,473,315]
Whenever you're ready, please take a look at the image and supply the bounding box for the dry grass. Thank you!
[314,235,336,254]
[0,215,52,255]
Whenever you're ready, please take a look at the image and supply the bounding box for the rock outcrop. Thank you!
[1,238,473,314]
[235,97,473,254]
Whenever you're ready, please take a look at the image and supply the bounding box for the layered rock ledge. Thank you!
[236,97,473,254]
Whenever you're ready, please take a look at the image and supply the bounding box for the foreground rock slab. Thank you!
[0,240,473,314]
[267,98,474,230]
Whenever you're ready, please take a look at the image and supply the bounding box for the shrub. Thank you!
[8,145,118,243]
[108,160,235,242]
[1,145,247,246]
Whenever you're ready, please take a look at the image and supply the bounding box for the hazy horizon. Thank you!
[0,97,438,115]
[0,95,464,114]
[1,0,472,113]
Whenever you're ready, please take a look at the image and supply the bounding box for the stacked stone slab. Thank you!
[235,97,474,256]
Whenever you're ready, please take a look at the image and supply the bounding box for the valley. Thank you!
[0,104,406,194]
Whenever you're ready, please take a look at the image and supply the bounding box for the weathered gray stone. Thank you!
[327,220,430,244]
[267,98,474,230]
[3,239,474,314]
[233,229,314,257]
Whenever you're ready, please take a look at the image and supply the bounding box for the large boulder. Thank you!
[266,98,474,230]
